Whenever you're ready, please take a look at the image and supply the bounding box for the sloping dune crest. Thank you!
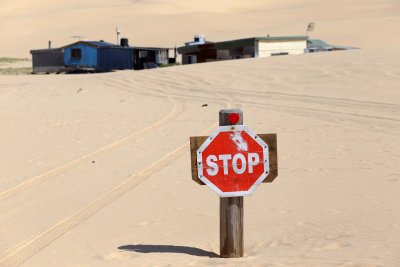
[1,0,399,56]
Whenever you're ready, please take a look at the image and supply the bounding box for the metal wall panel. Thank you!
[98,48,134,71]
[31,49,65,73]
[258,40,307,57]
[64,44,98,68]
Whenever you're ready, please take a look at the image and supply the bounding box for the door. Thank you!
[187,55,197,64]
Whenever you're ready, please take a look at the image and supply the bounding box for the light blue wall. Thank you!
[64,44,98,68]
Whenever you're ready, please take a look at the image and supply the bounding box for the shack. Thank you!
[178,35,308,64]
[133,47,170,70]
[307,39,334,52]
[307,39,358,52]
[63,41,134,71]
[31,38,176,73]
[30,48,65,74]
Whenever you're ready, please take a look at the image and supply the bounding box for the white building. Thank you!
[178,36,308,64]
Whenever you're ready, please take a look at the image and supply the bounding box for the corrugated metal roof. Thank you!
[330,45,359,50]
[88,41,116,47]
[30,48,63,54]
[63,41,118,49]
[216,36,307,50]
[215,38,254,49]
[132,46,170,51]
[307,39,332,48]
[255,36,308,41]
[62,41,171,50]
[307,39,359,50]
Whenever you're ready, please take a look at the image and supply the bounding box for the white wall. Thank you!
[257,40,307,57]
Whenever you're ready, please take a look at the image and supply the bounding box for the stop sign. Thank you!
[197,125,269,197]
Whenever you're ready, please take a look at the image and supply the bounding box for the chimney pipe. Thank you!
[48,41,52,49]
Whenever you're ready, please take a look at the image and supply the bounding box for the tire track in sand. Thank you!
[0,96,184,204]
[0,122,219,267]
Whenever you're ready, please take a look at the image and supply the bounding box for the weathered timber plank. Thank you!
[257,134,278,183]
[190,136,207,185]
[219,109,244,259]
[220,196,243,257]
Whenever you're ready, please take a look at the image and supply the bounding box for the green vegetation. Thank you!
[0,57,30,63]
[0,68,32,75]
[159,62,181,68]
[0,57,32,75]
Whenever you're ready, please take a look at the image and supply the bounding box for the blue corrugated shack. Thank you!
[63,41,134,71]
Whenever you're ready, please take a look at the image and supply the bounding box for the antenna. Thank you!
[305,22,315,36]
[116,27,121,45]
[71,35,86,41]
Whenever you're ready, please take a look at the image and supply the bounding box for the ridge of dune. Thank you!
[1,0,399,56]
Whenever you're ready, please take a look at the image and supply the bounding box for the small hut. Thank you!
[63,41,134,72]
[178,35,308,64]
[133,47,170,70]
[30,48,65,74]
[30,38,176,73]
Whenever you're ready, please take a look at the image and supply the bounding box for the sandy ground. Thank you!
[1,1,400,267]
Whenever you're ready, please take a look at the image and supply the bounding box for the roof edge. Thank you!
[61,41,117,49]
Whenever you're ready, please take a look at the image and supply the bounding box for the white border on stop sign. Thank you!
[197,125,270,197]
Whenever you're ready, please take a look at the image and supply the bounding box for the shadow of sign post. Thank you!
[118,244,219,258]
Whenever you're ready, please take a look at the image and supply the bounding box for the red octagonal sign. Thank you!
[197,125,269,197]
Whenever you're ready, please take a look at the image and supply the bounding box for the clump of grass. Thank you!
[0,68,32,75]
[0,57,30,63]
[159,62,181,68]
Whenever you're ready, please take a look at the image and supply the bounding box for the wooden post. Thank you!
[190,109,278,257]
[219,109,244,258]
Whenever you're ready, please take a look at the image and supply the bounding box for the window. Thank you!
[271,52,289,56]
[139,51,148,58]
[71,48,82,59]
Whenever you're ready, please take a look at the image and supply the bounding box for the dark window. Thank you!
[194,37,200,42]
[271,52,289,56]
[139,51,148,58]
[71,48,82,59]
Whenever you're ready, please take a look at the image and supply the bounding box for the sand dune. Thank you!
[1,50,399,266]
[1,0,400,266]
[1,0,399,56]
